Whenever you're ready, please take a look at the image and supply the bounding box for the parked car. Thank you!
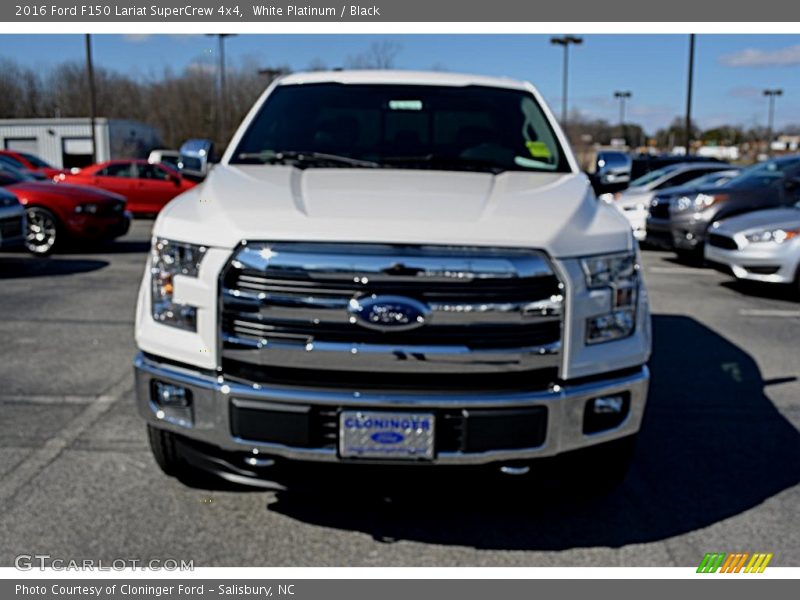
[0,150,68,179]
[0,164,130,255]
[647,156,800,257]
[629,153,726,181]
[0,187,26,250]
[148,149,181,170]
[589,150,632,197]
[705,201,800,293]
[134,70,652,491]
[0,154,48,180]
[611,162,732,241]
[56,159,196,215]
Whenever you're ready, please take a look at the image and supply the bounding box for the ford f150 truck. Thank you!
[134,71,651,489]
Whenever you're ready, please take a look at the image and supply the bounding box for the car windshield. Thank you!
[724,158,800,189]
[684,170,738,188]
[629,165,680,188]
[20,152,53,168]
[231,83,570,173]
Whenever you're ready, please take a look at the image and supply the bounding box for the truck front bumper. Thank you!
[135,353,649,467]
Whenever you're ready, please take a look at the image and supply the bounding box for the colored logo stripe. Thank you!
[697,553,726,573]
[697,552,772,573]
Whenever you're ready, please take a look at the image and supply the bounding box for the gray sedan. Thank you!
[705,202,800,291]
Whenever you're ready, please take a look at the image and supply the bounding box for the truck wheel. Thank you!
[147,425,184,477]
[562,434,637,494]
[24,207,60,255]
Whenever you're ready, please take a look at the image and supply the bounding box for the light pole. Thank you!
[763,88,783,156]
[614,90,632,144]
[550,35,583,128]
[206,34,236,142]
[684,34,696,155]
[84,34,98,164]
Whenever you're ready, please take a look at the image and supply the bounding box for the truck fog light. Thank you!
[151,381,193,426]
[586,308,635,344]
[583,393,630,434]
[592,395,624,414]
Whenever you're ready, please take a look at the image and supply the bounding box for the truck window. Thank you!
[231,83,571,174]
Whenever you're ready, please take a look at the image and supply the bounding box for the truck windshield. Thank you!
[230,83,570,174]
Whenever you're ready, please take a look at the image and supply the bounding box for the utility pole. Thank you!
[550,35,583,129]
[84,34,98,164]
[763,88,783,157]
[206,34,236,143]
[614,90,632,145]
[684,34,696,155]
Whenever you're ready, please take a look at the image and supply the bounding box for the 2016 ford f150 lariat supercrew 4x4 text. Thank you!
[134,70,652,489]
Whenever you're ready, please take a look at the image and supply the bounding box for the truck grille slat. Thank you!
[220,243,564,391]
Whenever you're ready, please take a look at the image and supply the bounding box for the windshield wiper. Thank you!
[380,154,507,174]
[235,150,380,168]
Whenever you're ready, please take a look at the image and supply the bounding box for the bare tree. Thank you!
[345,41,402,69]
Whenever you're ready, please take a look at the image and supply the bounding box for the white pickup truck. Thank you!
[134,70,651,489]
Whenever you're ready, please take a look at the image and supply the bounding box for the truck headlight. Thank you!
[150,238,207,331]
[744,228,799,244]
[581,251,639,344]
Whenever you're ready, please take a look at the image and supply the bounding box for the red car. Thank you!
[0,150,68,179]
[56,159,196,215]
[0,165,130,255]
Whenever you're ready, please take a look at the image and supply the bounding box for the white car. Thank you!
[134,70,652,489]
[147,149,181,170]
[705,202,800,290]
[0,188,25,250]
[611,163,735,241]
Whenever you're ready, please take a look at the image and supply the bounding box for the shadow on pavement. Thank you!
[0,255,108,279]
[720,280,799,303]
[263,315,800,551]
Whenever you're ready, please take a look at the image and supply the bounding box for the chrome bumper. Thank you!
[134,352,649,466]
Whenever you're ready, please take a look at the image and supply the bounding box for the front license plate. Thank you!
[339,411,435,460]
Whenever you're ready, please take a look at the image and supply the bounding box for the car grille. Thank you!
[648,199,671,220]
[219,243,564,392]
[708,233,739,250]
[0,216,23,238]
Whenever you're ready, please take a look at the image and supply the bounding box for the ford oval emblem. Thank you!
[371,431,405,444]
[348,295,430,332]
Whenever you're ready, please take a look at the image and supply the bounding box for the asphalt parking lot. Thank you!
[0,217,798,568]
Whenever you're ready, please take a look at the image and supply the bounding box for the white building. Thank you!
[0,118,162,169]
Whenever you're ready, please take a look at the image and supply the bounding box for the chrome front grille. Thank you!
[219,243,564,390]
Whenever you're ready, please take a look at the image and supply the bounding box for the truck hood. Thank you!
[155,164,633,258]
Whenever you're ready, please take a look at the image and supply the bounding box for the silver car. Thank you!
[610,162,732,241]
[705,201,800,291]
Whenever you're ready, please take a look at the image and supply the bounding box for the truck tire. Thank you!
[147,425,184,477]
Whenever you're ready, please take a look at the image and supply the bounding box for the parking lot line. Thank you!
[739,309,800,318]
[0,374,133,507]
[0,395,96,405]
